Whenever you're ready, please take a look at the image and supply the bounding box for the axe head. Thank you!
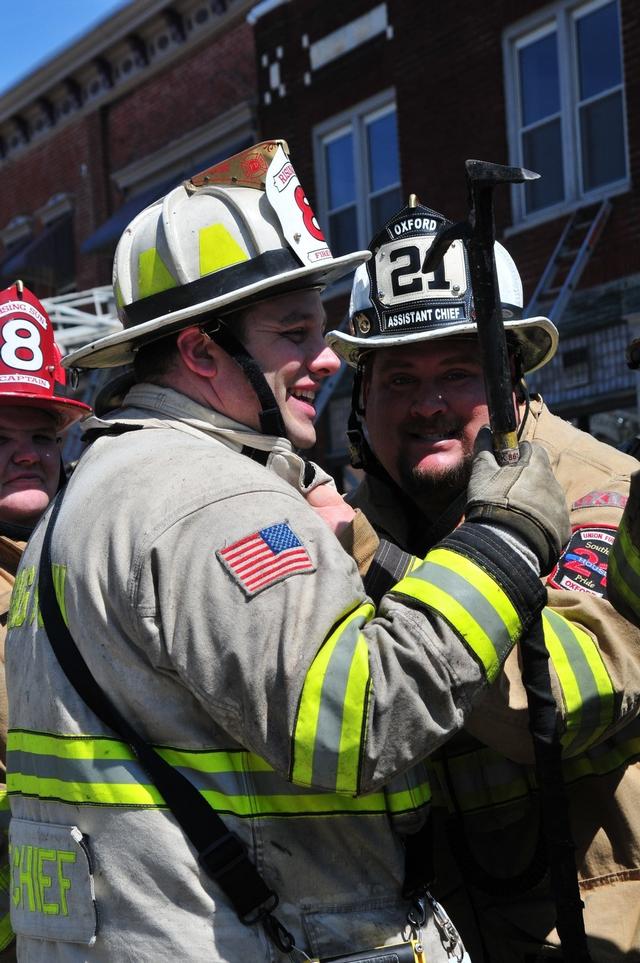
[465,158,540,187]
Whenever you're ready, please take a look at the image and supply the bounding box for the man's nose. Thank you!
[409,387,448,418]
[12,440,40,465]
[309,342,341,378]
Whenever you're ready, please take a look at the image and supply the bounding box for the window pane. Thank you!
[329,206,358,256]
[577,1,621,100]
[367,111,400,193]
[519,33,560,125]
[371,186,403,233]
[580,90,626,191]
[325,133,355,210]
[523,118,564,211]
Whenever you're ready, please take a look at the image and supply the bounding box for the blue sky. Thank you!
[0,0,131,96]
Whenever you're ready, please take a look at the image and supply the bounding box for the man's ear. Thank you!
[176,326,219,378]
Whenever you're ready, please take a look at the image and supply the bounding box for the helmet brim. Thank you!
[0,393,91,429]
[64,250,370,370]
[327,314,558,375]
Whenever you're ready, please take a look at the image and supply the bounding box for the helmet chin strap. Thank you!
[204,322,287,439]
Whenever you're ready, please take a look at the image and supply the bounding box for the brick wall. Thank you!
[108,21,256,178]
[0,17,256,294]
[254,0,640,305]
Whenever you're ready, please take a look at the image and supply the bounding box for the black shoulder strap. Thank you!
[37,491,294,953]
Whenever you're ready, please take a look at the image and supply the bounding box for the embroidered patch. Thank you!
[218,522,315,596]
[547,525,616,596]
[571,490,628,511]
[9,818,97,945]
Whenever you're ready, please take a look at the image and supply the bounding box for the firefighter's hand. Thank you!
[305,483,356,536]
[465,428,570,574]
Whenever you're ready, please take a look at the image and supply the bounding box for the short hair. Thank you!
[131,308,250,384]
[132,332,180,383]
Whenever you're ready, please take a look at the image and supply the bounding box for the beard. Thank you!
[393,417,476,516]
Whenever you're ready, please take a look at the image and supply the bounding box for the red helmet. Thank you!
[0,282,91,428]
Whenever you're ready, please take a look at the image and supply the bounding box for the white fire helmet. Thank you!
[327,199,558,375]
[65,140,370,369]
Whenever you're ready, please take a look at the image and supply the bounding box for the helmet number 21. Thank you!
[376,237,467,307]
[0,318,44,371]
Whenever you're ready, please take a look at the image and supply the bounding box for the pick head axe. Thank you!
[422,160,593,961]
[422,159,539,464]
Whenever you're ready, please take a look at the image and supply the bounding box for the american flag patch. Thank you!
[217,522,315,596]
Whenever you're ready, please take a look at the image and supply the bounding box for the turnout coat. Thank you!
[5,385,544,962]
[351,398,640,962]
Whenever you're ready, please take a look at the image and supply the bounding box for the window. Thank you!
[505,0,627,221]
[314,94,402,255]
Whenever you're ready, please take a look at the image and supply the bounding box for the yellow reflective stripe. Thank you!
[336,634,371,793]
[391,547,520,682]
[8,730,135,762]
[7,565,35,630]
[0,916,13,953]
[114,278,124,309]
[429,754,533,814]
[10,729,428,819]
[52,563,68,626]
[609,520,640,618]
[292,602,374,793]
[8,772,163,807]
[0,818,9,948]
[542,609,615,754]
[542,612,582,740]
[562,731,640,782]
[199,224,248,275]
[138,247,177,299]
[429,718,640,816]
[0,789,8,812]
[384,774,431,814]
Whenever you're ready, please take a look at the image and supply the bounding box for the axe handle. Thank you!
[466,182,519,465]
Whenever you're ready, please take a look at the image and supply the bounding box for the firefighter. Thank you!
[6,144,568,962]
[325,198,640,962]
[0,282,90,959]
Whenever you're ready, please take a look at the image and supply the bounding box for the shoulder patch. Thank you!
[547,525,616,597]
[572,490,628,511]
[217,521,315,597]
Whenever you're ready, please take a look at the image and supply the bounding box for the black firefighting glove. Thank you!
[465,427,570,575]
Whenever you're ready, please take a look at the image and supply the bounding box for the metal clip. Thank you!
[425,890,465,961]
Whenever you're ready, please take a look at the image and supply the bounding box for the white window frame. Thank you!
[313,89,401,254]
[503,0,629,229]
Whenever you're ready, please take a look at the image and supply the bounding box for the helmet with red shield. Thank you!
[0,282,91,427]
[0,283,91,528]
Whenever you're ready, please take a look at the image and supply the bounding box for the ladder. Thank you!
[43,285,120,352]
[525,198,611,323]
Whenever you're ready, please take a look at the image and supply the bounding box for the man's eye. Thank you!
[444,370,474,382]
[284,328,307,343]
[389,374,416,386]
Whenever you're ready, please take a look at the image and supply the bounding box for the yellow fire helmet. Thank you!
[65,140,370,370]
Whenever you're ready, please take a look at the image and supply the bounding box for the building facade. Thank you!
[0,0,258,299]
[0,0,638,467]
[251,0,640,470]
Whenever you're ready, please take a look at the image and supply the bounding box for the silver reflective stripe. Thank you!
[311,616,362,788]
[429,715,640,815]
[543,609,607,753]
[413,559,513,655]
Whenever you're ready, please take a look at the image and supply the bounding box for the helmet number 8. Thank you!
[1,318,44,371]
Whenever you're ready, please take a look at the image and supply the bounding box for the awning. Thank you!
[0,234,32,280]
[1,214,75,290]
[81,138,252,256]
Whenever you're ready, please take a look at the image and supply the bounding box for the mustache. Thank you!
[399,415,464,436]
